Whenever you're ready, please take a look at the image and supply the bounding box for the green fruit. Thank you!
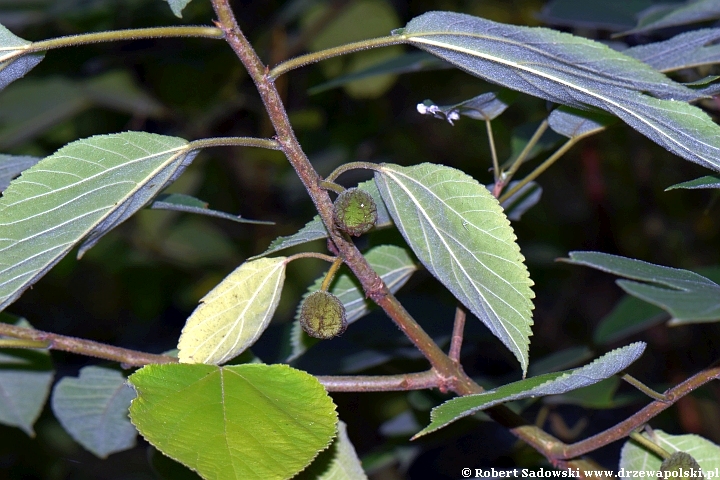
[299,291,347,339]
[333,188,378,236]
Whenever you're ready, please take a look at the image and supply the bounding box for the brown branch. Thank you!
[318,370,440,392]
[0,322,177,366]
[449,305,466,363]
[560,363,720,459]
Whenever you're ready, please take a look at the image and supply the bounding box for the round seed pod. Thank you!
[333,188,378,236]
[299,291,347,339]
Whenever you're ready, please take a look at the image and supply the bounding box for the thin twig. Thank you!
[0,322,177,366]
[449,305,466,363]
[318,370,439,392]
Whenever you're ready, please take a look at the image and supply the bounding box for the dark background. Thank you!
[1,0,719,478]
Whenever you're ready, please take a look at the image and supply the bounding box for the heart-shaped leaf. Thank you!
[178,257,287,365]
[398,11,720,172]
[414,342,645,438]
[51,366,136,458]
[129,363,337,480]
[0,132,197,311]
[374,163,534,374]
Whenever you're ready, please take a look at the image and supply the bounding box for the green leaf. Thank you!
[374,163,535,374]
[149,193,274,225]
[543,377,629,409]
[626,0,720,35]
[0,132,197,311]
[0,154,40,192]
[563,251,720,325]
[417,90,517,124]
[128,363,337,480]
[0,23,43,92]
[594,295,666,345]
[51,366,137,458]
[0,315,54,436]
[619,430,720,472]
[666,174,720,190]
[288,245,417,362]
[295,421,367,480]
[252,179,392,259]
[164,0,193,18]
[413,342,645,438]
[548,107,617,139]
[178,257,287,365]
[308,51,448,95]
[399,11,720,173]
[625,28,720,73]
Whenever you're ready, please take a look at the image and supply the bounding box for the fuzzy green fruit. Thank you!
[299,291,347,339]
[333,188,378,236]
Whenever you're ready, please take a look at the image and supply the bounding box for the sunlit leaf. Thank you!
[178,257,287,365]
[398,11,720,173]
[296,421,367,480]
[666,174,720,190]
[620,430,720,471]
[374,163,534,374]
[563,252,720,325]
[0,23,43,92]
[594,295,666,345]
[417,90,517,124]
[288,245,417,362]
[164,0,193,18]
[149,193,274,225]
[51,366,136,458]
[129,363,337,480]
[413,342,645,438]
[252,179,392,259]
[0,154,40,192]
[548,107,616,139]
[625,0,720,36]
[0,132,197,311]
[0,314,53,436]
[625,28,720,73]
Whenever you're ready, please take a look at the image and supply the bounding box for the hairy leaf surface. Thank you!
[129,363,337,480]
[374,163,534,374]
[548,107,616,139]
[0,24,43,92]
[0,132,196,311]
[564,252,720,324]
[414,342,645,438]
[178,257,287,365]
[288,245,416,362]
[627,0,720,35]
[399,11,720,172]
[620,430,720,471]
[625,28,720,72]
[51,366,136,458]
